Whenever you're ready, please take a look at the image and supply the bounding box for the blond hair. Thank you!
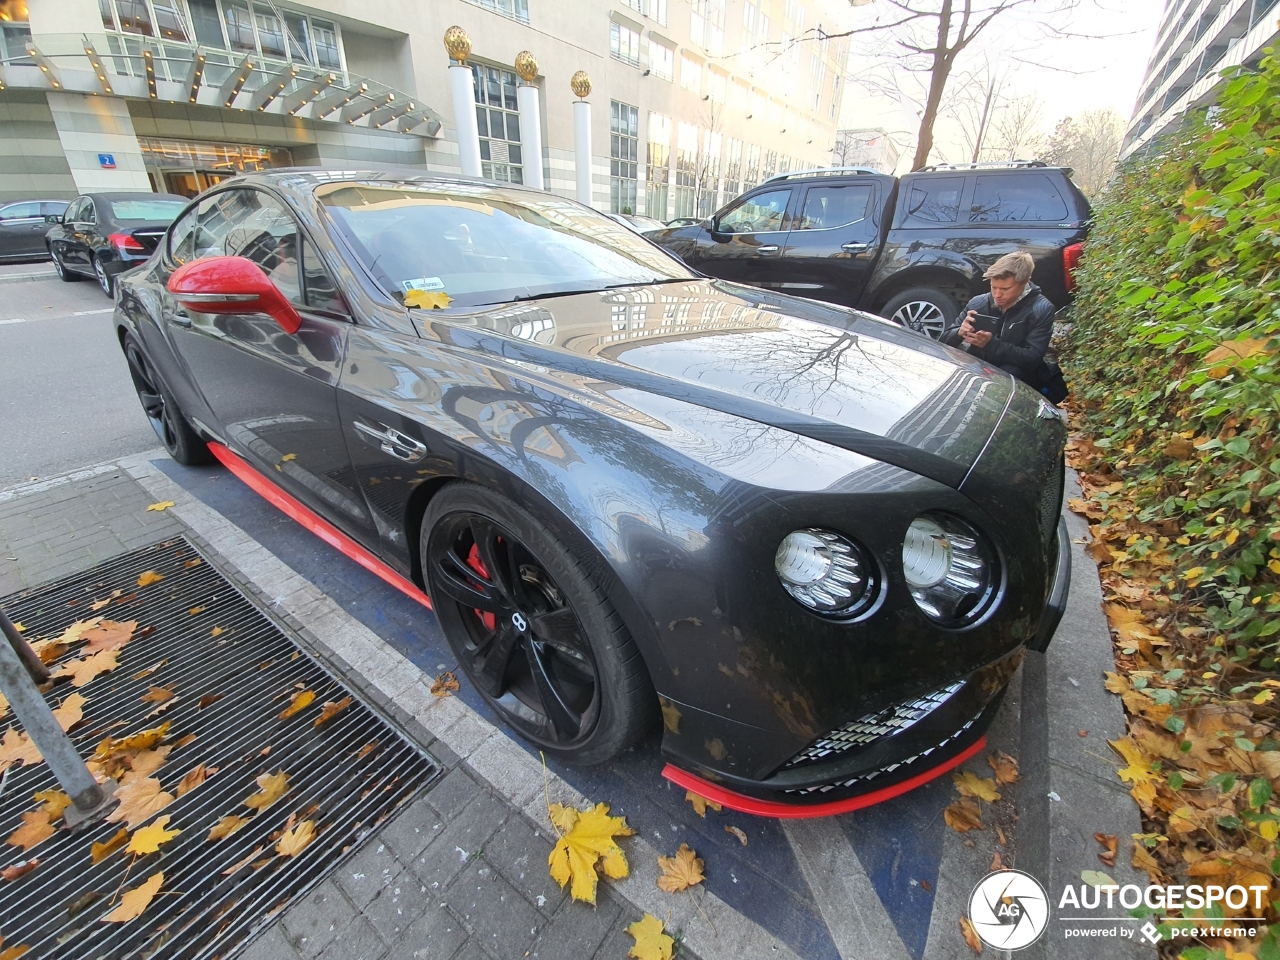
[983,252,1035,284]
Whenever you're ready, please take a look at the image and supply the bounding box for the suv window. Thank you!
[718,189,791,234]
[0,202,42,220]
[794,184,872,230]
[903,176,963,223]
[969,174,1069,222]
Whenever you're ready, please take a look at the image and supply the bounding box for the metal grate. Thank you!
[0,538,438,959]
[781,680,966,770]
[1040,454,1065,546]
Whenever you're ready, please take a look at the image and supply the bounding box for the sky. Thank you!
[832,0,1166,168]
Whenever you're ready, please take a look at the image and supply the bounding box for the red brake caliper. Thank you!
[465,542,497,632]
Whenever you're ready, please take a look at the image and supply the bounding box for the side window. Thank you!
[195,190,301,305]
[67,198,87,223]
[0,202,42,220]
[168,206,199,265]
[718,188,791,234]
[84,200,98,225]
[301,236,347,314]
[794,184,873,231]
[903,177,964,224]
[969,175,1069,222]
[42,202,69,218]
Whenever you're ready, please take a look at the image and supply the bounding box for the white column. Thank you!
[449,63,482,177]
[45,92,150,193]
[573,99,592,206]
[516,83,544,190]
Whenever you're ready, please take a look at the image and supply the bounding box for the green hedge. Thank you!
[1066,45,1280,659]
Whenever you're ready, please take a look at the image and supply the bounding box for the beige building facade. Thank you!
[0,0,849,218]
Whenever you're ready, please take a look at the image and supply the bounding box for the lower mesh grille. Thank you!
[781,679,966,770]
[1040,455,1065,544]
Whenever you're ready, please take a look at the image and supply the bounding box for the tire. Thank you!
[880,287,959,339]
[122,334,214,466]
[423,482,657,764]
[52,250,80,282]
[94,257,114,298]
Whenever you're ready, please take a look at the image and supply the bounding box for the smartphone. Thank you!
[969,313,1001,334]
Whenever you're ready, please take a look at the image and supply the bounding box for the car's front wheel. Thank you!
[123,335,213,466]
[423,482,656,764]
[52,250,80,282]
[881,287,959,339]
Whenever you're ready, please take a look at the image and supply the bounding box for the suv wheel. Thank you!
[881,288,958,339]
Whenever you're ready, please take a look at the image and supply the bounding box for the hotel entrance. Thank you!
[139,139,293,197]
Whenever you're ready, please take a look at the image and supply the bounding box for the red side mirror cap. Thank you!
[167,255,302,334]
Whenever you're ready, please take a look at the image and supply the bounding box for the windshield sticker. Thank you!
[402,277,446,293]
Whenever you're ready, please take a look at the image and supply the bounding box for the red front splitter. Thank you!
[662,734,987,818]
[207,441,432,610]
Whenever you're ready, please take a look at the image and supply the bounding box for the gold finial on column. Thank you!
[444,26,472,63]
[514,51,538,83]
[570,70,591,99]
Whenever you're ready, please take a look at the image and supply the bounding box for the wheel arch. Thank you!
[866,263,979,314]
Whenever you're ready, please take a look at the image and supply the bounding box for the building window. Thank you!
[646,112,671,220]
[473,64,523,184]
[744,143,761,190]
[675,122,699,218]
[619,0,666,24]
[462,0,529,25]
[610,101,640,214]
[680,54,702,92]
[648,39,674,81]
[723,137,742,201]
[708,69,727,103]
[762,149,777,181]
[698,130,721,218]
[610,22,641,67]
[690,0,725,55]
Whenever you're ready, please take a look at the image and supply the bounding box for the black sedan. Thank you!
[0,199,69,262]
[112,170,1070,815]
[47,192,187,297]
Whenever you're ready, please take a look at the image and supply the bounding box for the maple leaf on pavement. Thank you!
[207,815,247,842]
[1,858,38,882]
[276,819,316,857]
[656,843,705,893]
[34,789,71,821]
[684,791,722,817]
[107,777,174,829]
[128,746,171,779]
[6,811,55,852]
[314,697,352,727]
[244,771,290,811]
[176,764,210,796]
[101,871,164,923]
[627,913,674,960]
[547,802,635,904]
[51,693,87,733]
[127,816,180,855]
[0,728,41,769]
[279,690,315,720]
[959,916,984,954]
[55,650,120,687]
[136,571,163,588]
[944,798,984,833]
[91,828,129,863]
[0,935,32,960]
[81,620,138,654]
[987,751,1019,785]
[953,770,1001,803]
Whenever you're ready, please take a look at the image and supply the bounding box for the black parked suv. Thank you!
[649,162,1091,337]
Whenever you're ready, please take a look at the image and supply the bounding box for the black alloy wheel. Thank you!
[122,335,213,465]
[423,484,656,763]
[881,287,959,339]
[52,251,79,282]
[94,257,114,298]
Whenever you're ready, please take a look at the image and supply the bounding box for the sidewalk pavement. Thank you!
[0,451,1151,959]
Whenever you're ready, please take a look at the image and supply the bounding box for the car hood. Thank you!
[413,279,1013,487]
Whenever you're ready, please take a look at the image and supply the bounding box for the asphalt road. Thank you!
[0,271,159,487]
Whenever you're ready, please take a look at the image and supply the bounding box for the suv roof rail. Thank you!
[918,160,1049,171]
[764,166,883,182]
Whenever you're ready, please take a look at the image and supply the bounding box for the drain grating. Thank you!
[0,538,439,958]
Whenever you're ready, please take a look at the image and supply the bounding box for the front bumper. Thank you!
[1029,517,1071,652]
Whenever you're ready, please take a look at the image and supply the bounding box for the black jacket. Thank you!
[940,283,1056,371]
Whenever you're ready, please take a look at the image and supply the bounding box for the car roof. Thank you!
[216,167,554,199]
[84,192,189,202]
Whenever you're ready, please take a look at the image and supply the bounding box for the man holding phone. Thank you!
[940,251,1057,386]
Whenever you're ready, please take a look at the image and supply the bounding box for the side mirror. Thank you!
[45,214,62,224]
[167,256,302,334]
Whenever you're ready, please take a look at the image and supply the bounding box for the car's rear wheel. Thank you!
[423,483,656,764]
[52,251,80,282]
[881,287,958,339]
[123,335,213,466]
[94,257,114,298]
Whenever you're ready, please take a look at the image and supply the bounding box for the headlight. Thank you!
[775,528,873,617]
[903,513,997,626]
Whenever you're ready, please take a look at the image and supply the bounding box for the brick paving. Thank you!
[0,461,702,960]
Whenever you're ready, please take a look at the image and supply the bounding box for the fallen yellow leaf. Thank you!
[684,791,722,817]
[6,811,54,852]
[55,650,120,687]
[276,819,316,857]
[0,935,31,960]
[146,501,175,512]
[987,751,1019,785]
[177,764,210,796]
[404,289,452,310]
[548,802,635,904]
[656,843,705,893]
[52,693,87,732]
[944,798,984,833]
[626,913,674,960]
[279,690,315,720]
[101,871,164,923]
[137,570,163,587]
[0,728,42,768]
[90,827,129,863]
[953,770,1001,803]
[244,770,290,811]
[128,746,171,778]
[141,685,175,704]
[431,672,460,697]
[127,815,180,855]
[106,777,174,829]
[34,789,71,821]
[960,916,984,954]
[207,815,248,841]
[314,697,352,727]
[725,825,748,846]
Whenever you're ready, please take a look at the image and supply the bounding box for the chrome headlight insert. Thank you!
[775,528,873,618]
[902,513,997,626]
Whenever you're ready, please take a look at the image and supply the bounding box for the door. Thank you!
[692,186,796,290]
[163,186,376,545]
[66,197,99,271]
[0,201,52,259]
[776,180,880,307]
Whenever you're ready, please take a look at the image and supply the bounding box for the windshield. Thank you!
[317,181,695,309]
[110,200,187,222]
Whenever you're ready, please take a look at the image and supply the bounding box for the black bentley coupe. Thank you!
[112,170,1070,815]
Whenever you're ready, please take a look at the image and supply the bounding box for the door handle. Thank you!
[841,242,871,253]
[170,310,191,327]
[756,245,780,255]
[353,420,427,463]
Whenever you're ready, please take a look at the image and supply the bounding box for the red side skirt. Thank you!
[661,734,987,819]
[207,441,432,610]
